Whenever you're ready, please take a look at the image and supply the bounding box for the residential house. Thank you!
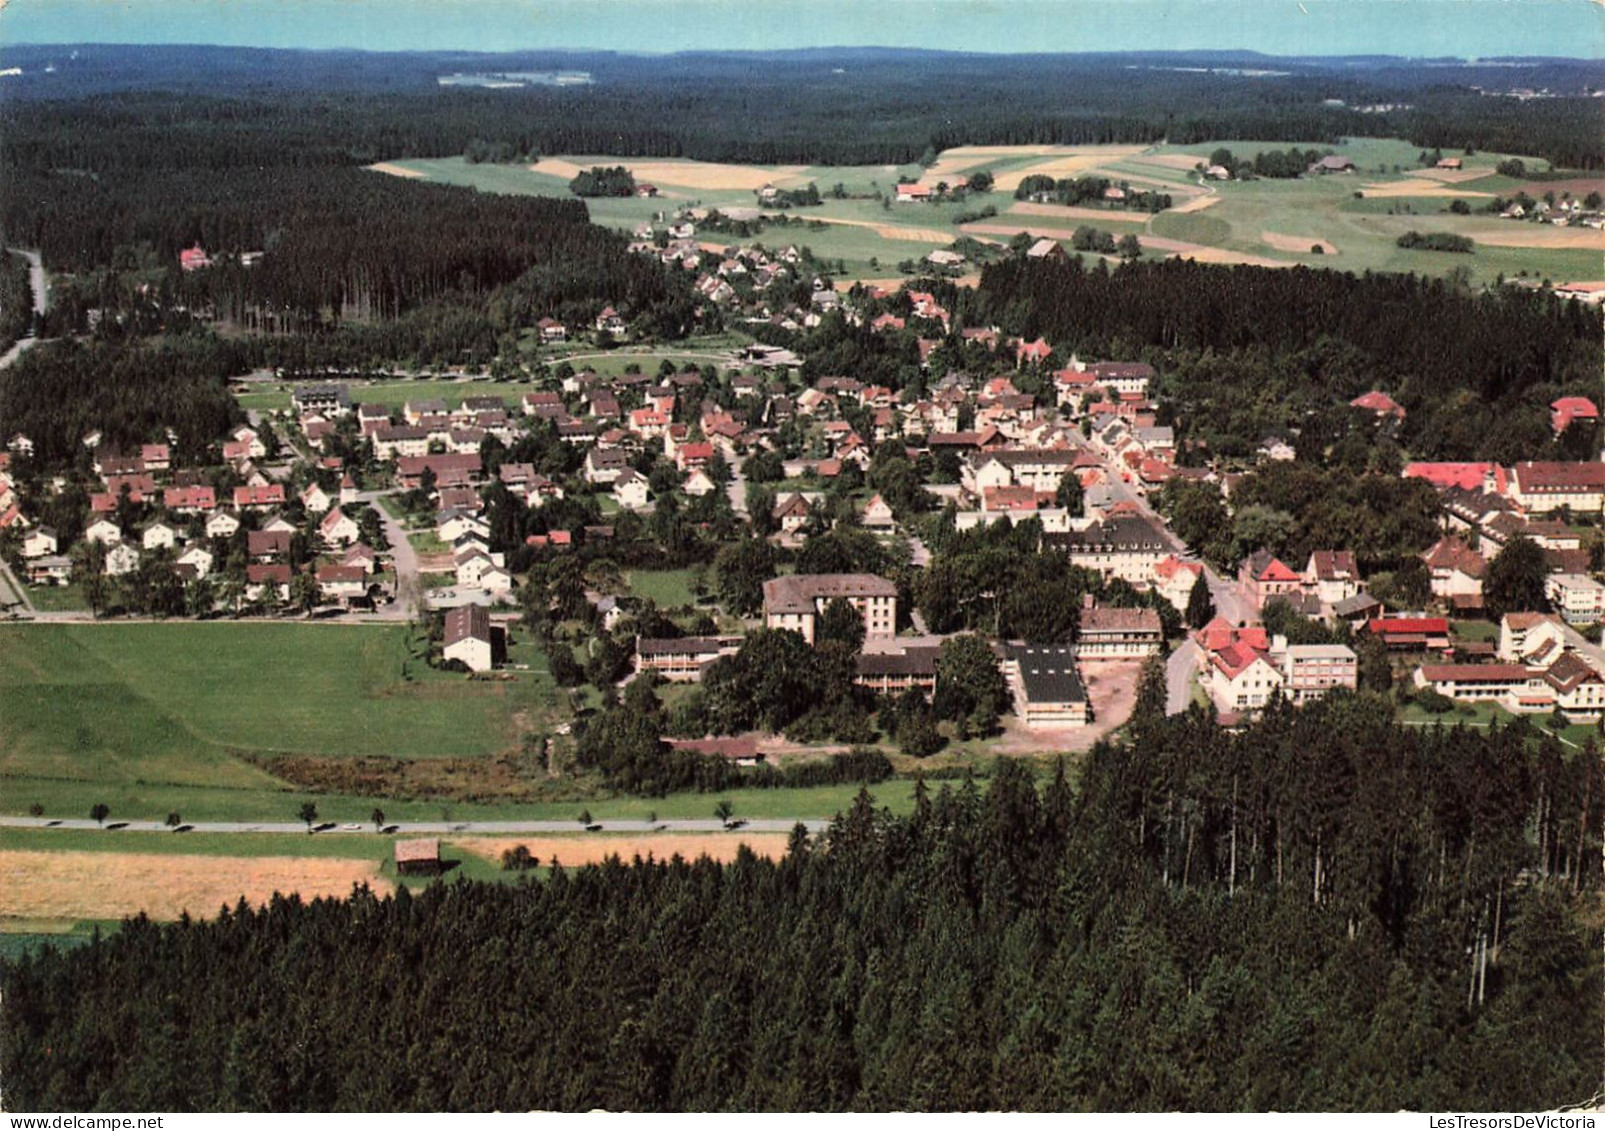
[205,510,241,539]
[319,507,361,548]
[245,563,291,604]
[176,544,214,579]
[1498,613,1568,665]
[1239,550,1302,611]
[85,518,123,546]
[612,470,651,511]
[1422,535,1487,602]
[104,541,140,577]
[142,522,180,552]
[315,564,368,604]
[1151,555,1204,611]
[1303,550,1362,607]
[443,603,494,672]
[1350,391,1405,420]
[773,493,812,534]
[21,527,58,559]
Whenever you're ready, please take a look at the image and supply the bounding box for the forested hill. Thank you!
[2,697,1598,1112]
[965,257,1604,463]
[1,44,1601,167]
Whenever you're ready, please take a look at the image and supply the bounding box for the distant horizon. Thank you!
[2,0,1600,60]
[3,42,1601,64]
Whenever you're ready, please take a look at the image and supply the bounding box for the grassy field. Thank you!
[0,623,573,818]
[626,568,704,609]
[0,618,930,823]
[373,140,1604,287]
[22,583,89,613]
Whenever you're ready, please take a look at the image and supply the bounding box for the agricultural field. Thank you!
[374,138,1605,287]
[0,826,797,948]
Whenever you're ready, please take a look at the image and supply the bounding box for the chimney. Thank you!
[1082,593,1095,610]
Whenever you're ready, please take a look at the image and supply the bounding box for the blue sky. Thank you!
[1,0,1600,58]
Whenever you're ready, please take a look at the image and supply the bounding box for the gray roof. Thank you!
[1010,644,1088,704]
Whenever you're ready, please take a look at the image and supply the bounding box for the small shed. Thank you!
[395,838,442,876]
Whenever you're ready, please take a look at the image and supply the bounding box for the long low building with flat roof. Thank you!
[763,573,897,644]
[1003,643,1092,729]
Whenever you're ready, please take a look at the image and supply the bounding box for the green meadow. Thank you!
[375,140,1603,288]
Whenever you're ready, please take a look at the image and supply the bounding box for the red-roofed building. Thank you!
[1350,391,1405,420]
[1403,461,1503,493]
[1014,338,1053,367]
[1551,396,1600,435]
[233,484,285,510]
[163,485,216,513]
[179,245,211,272]
[1365,616,1451,651]
[1239,550,1302,611]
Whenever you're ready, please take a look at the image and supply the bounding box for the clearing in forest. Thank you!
[367,162,427,179]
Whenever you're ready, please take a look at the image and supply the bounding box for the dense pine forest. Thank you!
[1,696,1598,1111]
[965,257,1605,462]
[4,45,1602,167]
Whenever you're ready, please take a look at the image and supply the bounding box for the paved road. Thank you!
[358,489,422,620]
[1165,639,1201,715]
[0,247,49,370]
[0,816,830,836]
[1089,443,1247,624]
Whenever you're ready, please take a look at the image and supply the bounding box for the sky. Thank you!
[0,0,1600,59]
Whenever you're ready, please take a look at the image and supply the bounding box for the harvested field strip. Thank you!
[1466,227,1605,250]
[1140,236,1288,266]
[452,833,792,868]
[805,216,955,243]
[368,162,427,179]
[1130,153,1213,170]
[0,850,388,922]
[1168,195,1221,214]
[1360,180,1495,199]
[625,161,808,191]
[1009,202,1150,224]
[528,158,587,180]
[1262,231,1338,254]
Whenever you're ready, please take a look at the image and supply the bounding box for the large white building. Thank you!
[762,573,898,645]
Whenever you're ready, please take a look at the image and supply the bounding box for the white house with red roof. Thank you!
[1238,550,1302,611]
[1151,555,1204,611]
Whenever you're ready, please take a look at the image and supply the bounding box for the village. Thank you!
[4,234,1604,762]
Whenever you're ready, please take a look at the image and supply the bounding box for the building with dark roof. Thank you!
[1004,644,1091,728]
[762,574,898,644]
